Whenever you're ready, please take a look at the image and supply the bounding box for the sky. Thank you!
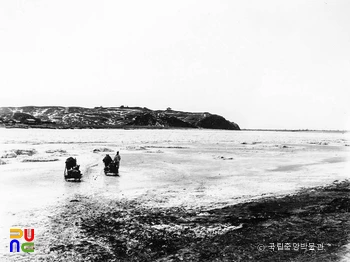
[0,0,349,130]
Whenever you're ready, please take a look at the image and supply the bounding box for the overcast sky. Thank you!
[0,0,349,130]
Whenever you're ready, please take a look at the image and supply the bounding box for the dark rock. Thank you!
[13,112,41,124]
[128,113,160,126]
[197,115,240,130]
[161,115,195,128]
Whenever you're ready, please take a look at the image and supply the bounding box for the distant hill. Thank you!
[0,106,240,130]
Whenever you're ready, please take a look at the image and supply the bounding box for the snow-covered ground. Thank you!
[0,128,349,257]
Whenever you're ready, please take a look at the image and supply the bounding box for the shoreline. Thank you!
[5,179,348,262]
[0,124,348,133]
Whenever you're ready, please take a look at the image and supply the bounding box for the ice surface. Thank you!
[0,128,349,255]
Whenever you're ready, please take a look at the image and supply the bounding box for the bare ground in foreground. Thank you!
[7,180,349,262]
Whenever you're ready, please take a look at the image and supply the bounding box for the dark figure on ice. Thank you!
[103,154,118,175]
[64,157,82,181]
[114,151,121,171]
[103,154,113,167]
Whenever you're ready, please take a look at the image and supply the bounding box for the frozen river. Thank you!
[0,128,349,209]
[0,128,349,257]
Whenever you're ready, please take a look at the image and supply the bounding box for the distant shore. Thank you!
[242,128,349,133]
[1,123,348,133]
[0,124,196,130]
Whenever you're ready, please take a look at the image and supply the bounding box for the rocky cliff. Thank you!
[0,106,240,130]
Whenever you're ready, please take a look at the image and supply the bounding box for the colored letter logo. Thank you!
[9,228,35,253]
